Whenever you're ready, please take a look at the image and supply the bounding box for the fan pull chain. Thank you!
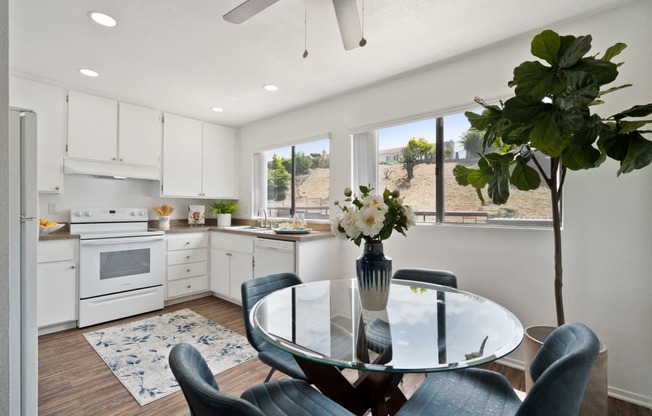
[359,0,367,47]
[302,0,309,58]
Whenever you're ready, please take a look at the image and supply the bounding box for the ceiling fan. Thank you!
[223,0,365,50]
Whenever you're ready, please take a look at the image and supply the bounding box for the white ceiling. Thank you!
[9,0,631,127]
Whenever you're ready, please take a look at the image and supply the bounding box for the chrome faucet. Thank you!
[257,207,268,228]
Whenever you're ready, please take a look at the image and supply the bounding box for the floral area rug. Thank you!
[83,308,257,406]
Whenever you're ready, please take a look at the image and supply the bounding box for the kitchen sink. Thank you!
[226,225,275,234]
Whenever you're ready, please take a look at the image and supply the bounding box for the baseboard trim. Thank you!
[608,387,652,409]
[38,321,77,336]
[496,358,652,409]
[164,291,212,306]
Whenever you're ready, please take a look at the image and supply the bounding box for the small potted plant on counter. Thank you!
[211,200,238,227]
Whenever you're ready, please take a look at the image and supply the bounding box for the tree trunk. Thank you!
[550,161,565,326]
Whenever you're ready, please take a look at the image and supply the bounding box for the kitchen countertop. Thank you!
[39,221,334,242]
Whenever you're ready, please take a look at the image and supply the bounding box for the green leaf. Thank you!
[503,96,549,124]
[597,84,632,98]
[531,30,561,65]
[482,153,513,205]
[561,142,602,170]
[618,120,652,134]
[602,42,627,62]
[618,132,652,175]
[612,104,652,121]
[452,165,472,186]
[529,112,566,156]
[511,61,554,99]
[511,156,541,190]
[465,109,501,131]
[573,57,618,86]
[560,71,600,108]
[558,34,592,68]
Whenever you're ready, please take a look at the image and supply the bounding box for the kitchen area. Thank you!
[13,75,337,336]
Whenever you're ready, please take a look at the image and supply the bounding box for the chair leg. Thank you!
[264,367,275,382]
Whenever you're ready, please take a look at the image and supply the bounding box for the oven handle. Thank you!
[80,235,165,246]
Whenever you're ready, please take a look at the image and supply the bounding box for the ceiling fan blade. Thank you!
[223,0,280,24]
[332,0,362,50]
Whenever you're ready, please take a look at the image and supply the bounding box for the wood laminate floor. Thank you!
[39,296,651,415]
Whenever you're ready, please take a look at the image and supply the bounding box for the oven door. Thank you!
[79,235,165,299]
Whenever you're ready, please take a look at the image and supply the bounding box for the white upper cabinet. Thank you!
[202,122,237,198]
[67,91,118,162]
[9,77,66,193]
[67,91,161,168]
[162,113,237,198]
[118,102,161,166]
[162,113,203,197]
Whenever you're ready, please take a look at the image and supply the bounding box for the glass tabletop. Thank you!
[251,279,523,373]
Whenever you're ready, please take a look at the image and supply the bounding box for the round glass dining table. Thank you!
[250,278,523,416]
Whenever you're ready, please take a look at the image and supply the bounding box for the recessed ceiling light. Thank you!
[88,11,117,27]
[211,107,224,113]
[79,68,99,78]
[263,84,279,92]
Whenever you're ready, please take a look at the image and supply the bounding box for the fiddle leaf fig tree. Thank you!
[453,30,652,326]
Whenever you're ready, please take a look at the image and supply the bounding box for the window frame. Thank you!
[254,134,331,220]
[351,107,554,228]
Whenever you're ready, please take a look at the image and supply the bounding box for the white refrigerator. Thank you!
[9,108,38,415]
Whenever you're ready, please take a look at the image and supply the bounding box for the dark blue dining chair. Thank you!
[169,342,354,416]
[395,323,600,416]
[392,268,457,288]
[241,272,308,382]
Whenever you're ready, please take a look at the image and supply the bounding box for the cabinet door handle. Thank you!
[55,186,60,190]
[187,269,191,272]
[186,255,191,259]
[119,158,123,162]
[71,265,76,269]
[185,242,190,245]
[112,157,116,161]
[187,285,192,289]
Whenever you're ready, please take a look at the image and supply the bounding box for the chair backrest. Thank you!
[517,323,600,416]
[169,342,265,416]
[393,268,458,289]
[241,272,302,351]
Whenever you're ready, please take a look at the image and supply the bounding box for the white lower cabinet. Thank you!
[210,232,254,304]
[166,233,209,299]
[37,240,78,329]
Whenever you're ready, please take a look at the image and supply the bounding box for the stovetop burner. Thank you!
[70,207,164,239]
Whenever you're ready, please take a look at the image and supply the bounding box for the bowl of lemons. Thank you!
[39,218,64,235]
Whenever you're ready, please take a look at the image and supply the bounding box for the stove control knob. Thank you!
[84,211,92,217]
[74,211,83,217]
[138,210,145,216]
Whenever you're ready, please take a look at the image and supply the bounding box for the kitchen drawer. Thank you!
[167,233,208,251]
[168,275,208,298]
[38,239,76,263]
[167,248,208,266]
[167,261,208,281]
[211,232,254,253]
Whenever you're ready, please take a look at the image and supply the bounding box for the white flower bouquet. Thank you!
[332,185,416,246]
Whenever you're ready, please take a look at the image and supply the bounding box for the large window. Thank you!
[354,110,552,226]
[255,137,330,220]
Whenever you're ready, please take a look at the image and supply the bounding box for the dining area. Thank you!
[169,270,600,416]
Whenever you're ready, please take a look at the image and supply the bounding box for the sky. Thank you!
[264,108,480,161]
[378,110,479,153]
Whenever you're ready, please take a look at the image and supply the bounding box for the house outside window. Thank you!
[353,110,552,226]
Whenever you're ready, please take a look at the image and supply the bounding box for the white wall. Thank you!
[39,175,218,223]
[0,0,10,413]
[237,1,652,406]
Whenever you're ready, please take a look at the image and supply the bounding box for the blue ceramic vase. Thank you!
[356,242,392,310]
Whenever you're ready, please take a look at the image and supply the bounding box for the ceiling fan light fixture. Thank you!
[79,68,99,78]
[88,11,117,27]
[264,84,279,92]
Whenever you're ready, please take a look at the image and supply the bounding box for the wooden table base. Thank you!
[295,357,407,416]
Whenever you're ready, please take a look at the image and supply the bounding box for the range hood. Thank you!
[64,158,160,180]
